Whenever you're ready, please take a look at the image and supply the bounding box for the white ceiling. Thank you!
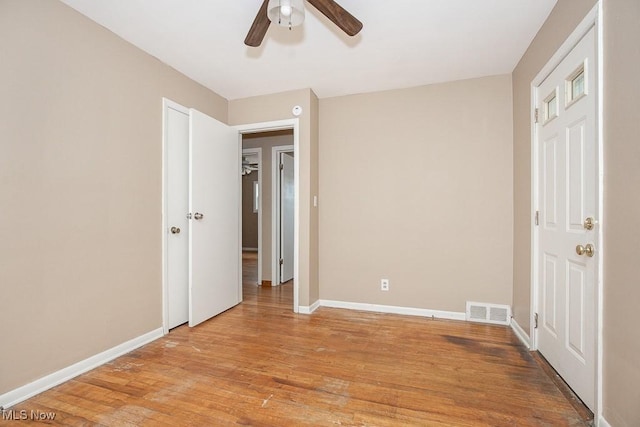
[60,0,557,100]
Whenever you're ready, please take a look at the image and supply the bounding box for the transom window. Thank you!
[543,89,558,124]
[566,62,587,107]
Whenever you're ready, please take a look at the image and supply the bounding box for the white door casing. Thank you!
[534,26,597,410]
[163,100,190,331]
[280,152,295,283]
[188,108,242,327]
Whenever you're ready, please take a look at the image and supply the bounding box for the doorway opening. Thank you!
[241,130,296,307]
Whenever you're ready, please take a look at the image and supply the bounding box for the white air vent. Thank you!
[466,301,511,326]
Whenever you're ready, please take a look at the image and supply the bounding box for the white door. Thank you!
[166,106,189,329]
[280,152,294,283]
[189,108,241,327]
[536,27,597,410]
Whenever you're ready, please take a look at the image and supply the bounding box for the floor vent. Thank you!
[466,302,511,326]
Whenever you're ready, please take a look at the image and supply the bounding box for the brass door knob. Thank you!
[583,217,596,230]
[576,243,595,257]
[170,226,181,234]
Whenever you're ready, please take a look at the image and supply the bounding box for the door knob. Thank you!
[576,243,595,257]
[583,217,596,230]
[194,212,204,220]
[170,226,181,234]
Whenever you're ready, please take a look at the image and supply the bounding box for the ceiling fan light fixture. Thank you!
[267,0,305,29]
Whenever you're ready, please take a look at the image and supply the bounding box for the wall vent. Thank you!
[465,301,511,326]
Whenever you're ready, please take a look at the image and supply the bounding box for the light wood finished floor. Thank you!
[8,252,588,426]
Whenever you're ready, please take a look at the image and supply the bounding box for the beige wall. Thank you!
[241,173,258,249]
[242,131,294,282]
[603,0,640,424]
[511,0,597,331]
[229,89,320,307]
[319,75,513,312]
[0,0,227,394]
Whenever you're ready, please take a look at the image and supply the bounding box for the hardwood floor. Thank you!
[8,252,589,426]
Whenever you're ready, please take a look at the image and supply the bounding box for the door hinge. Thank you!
[534,108,539,124]
[279,258,284,265]
[186,213,193,220]
[534,313,539,329]
[280,162,284,171]
[535,210,539,226]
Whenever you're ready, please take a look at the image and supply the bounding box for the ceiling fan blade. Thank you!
[244,0,271,47]
[306,0,363,36]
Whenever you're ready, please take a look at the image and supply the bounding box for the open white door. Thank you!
[280,152,294,283]
[189,109,241,327]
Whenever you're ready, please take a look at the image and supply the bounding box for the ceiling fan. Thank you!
[242,156,259,175]
[245,0,363,47]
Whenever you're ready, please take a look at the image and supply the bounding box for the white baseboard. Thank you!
[510,317,531,349]
[0,327,164,409]
[298,299,320,314]
[597,415,612,427]
[319,300,465,321]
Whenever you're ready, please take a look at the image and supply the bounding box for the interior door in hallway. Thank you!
[535,26,597,410]
[279,152,294,283]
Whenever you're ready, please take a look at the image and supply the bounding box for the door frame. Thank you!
[272,145,295,285]
[529,2,603,419]
[242,147,263,285]
[235,119,300,313]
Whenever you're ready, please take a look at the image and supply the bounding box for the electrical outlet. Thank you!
[380,279,389,291]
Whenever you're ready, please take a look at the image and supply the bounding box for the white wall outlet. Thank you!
[381,279,389,291]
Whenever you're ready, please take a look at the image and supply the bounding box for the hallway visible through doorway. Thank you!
[242,251,293,308]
